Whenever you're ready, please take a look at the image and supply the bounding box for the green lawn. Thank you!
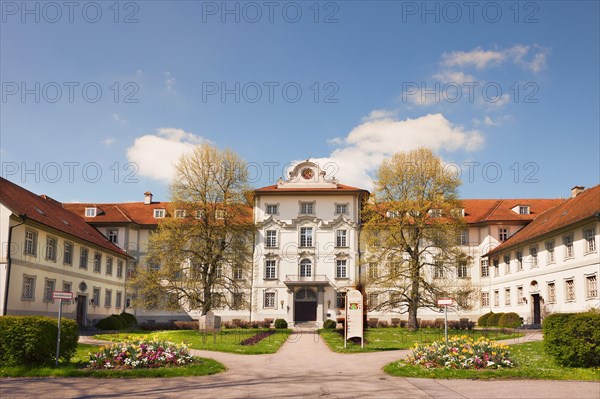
[0,343,225,378]
[384,340,600,380]
[319,328,522,353]
[95,328,292,354]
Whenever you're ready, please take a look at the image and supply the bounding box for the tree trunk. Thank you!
[407,265,420,331]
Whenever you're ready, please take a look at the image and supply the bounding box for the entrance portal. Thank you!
[294,288,317,322]
[76,295,87,326]
[532,294,541,325]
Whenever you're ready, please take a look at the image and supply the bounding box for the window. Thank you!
[369,262,379,279]
[117,260,123,278]
[300,202,314,215]
[433,261,444,279]
[233,266,244,280]
[493,259,499,277]
[215,210,226,220]
[300,259,312,277]
[108,230,118,244]
[386,210,399,218]
[45,237,57,261]
[335,230,347,247]
[586,275,598,299]
[116,292,122,308]
[519,206,530,215]
[215,264,223,278]
[481,259,489,277]
[389,292,401,307]
[504,254,511,274]
[336,291,346,308]
[24,230,37,256]
[265,260,276,279]
[389,261,401,277]
[547,282,556,303]
[211,293,224,308]
[149,263,160,272]
[265,230,277,248]
[266,204,278,215]
[153,209,165,218]
[335,203,348,215]
[459,230,469,245]
[63,242,73,265]
[481,292,490,307]
[517,286,524,304]
[85,207,97,217]
[79,247,88,269]
[336,259,347,278]
[565,279,575,301]
[368,293,379,308]
[43,279,55,302]
[232,293,244,309]
[457,294,470,309]
[92,288,100,306]
[106,257,113,275]
[264,292,275,308]
[564,235,574,258]
[93,252,102,273]
[174,209,186,218]
[104,290,112,307]
[516,251,523,271]
[62,281,72,294]
[529,246,538,267]
[300,227,313,247]
[457,263,468,278]
[195,210,204,219]
[430,209,442,218]
[584,229,596,252]
[505,288,511,305]
[499,228,509,242]
[494,290,499,307]
[546,242,555,263]
[22,276,35,300]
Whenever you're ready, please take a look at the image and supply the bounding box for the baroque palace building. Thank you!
[1,164,598,327]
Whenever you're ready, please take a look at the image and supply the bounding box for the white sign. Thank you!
[345,289,364,348]
[437,298,453,306]
[52,291,74,300]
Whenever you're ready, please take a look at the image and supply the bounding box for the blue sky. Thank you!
[1,1,598,203]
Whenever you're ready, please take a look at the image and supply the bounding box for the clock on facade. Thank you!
[301,168,314,180]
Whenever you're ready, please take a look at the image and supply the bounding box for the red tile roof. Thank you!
[485,185,600,257]
[255,183,369,194]
[0,178,129,257]
[460,198,564,224]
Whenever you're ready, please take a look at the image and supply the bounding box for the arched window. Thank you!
[300,259,312,277]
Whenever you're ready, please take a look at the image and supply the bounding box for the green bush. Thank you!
[95,314,128,330]
[0,316,78,366]
[486,312,504,327]
[543,311,600,368]
[120,312,138,328]
[323,319,337,329]
[499,312,522,328]
[274,319,288,329]
[478,312,494,327]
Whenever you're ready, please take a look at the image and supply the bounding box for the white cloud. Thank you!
[309,113,485,189]
[112,113,128,126]
[432,71,476,84]
[442,47,505,69]
[164,71,176,91]
[441,45,549,72]
[473,115,512,127]
[126,128,209,182]
[361,109,398,122]
[102,137,115,146]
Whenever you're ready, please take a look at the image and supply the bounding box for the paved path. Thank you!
[2,329,598,398]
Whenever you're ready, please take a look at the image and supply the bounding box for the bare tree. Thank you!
[129,144,255,315]
[363,148,473,331]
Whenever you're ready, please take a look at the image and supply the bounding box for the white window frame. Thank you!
[265,260,277,279]
[233,266,244,280]
[79,247,88,269]
[93,252,102,273]
[117,260,124,278]
[63,242,73,265]
[481,292,490,307]
[563,235,574,259]
[299,201,315,215]
[335,203,348,215]
[499,228,509,242]
[106,257,113,276]
[336,291,347,308]
[300,227,313,247]
[175,209,186,218]
[43,278,55,302]
[457,263,468,278]
[564,278,575,302]
[519,206,530,215]
[108,230,118,244]
[547,282,556,303]
[584,229,596,253]
[45,236,57,261]
[336,259,347,279]
[517,286,524,305]
[92,287,100,307]
[504,288,511,306]
[368,293,379,308]
[116,291,123,308]
[264,291,276,308]
[369,262,379,279]
[546,241,555,263]
[459,230,469,246]
[585,274,598,299]
[24,230,37,256]
[85,207,97,217]
[481,259,489,277]
[504,254,511,274]
[516,251,523,271]
[335,229,347,247]
[154,209,166,218]
[493,290,500,307]
[300,259,312,277]
[266,204,279,215]
[265,229,278,248]
[529,246,538,267]
[21,275,36,301]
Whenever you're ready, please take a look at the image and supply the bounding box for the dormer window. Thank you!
[215,210,226,220]
[451,208,465,217]
[519,206,530,215]
[195,210,204,219]
[386,210,399,218]
[429,209,442,218]
[154,209,166,218]
[85,207,97,217]
[175,209,186,218]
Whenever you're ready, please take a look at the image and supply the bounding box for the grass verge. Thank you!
[383,340,600,380]
[0,344,225,378]
[95,328,291,354]
[320,327,522,353]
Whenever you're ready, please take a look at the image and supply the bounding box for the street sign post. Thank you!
[345,289,364,348]
[437,298,453,346]
[52,291,73,367]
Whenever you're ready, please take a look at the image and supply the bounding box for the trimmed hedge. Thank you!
[486,312,504,327]
[478,312,494,327]
[95,314,128,330]
[499,312,522,328]
[0,316,79,366]
[323,319,337,329]
[274,319,288,329]
[120,312,138,328]
[543,311,600,368]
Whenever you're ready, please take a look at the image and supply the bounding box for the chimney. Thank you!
[571,186,585,198]
[144,191,153,205]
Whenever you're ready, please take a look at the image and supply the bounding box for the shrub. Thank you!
[368,318,379,328]
[139,322,174,331]
[0,316,78,366]
[543,311,600,368]
[377,320,389,328]
[249,321,261,329]
[323,319,337,329]
[260,320,272,328]
[391,318,401,327]
[88,338,195,369]
[274,319,288,329]
[120,312,138,328]
[478,312,494,327]
[96,314,128,330]
[174,321,199,330]
[406,336,514,369]
[448,320,460,330]
[499,312,522,328]
[486,312,504,327]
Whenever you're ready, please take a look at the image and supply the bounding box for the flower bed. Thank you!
[240,329,275,346]
[405,336,514,369]
[88,338,196,369]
